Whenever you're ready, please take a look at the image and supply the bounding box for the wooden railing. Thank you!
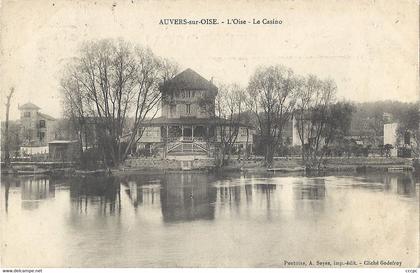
[167,142,182,153]
[163,136,209,143]
[166,142,210,154]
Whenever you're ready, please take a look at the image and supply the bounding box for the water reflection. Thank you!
[125,180,161,209]
[293,178,326,217]
[2,177,22,213]
[21,177,55,200]
[160,173,217,222]
[295,178,326,200]
[0,171,418,267]
[70,176,121,215]
[4,180,10,213]
[383,173,417,197]
[218,184,242,204]
[22,178,55,210]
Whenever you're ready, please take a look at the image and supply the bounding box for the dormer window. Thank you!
[24,112,31,117]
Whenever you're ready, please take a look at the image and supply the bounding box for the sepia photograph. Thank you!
[0,0,419,271]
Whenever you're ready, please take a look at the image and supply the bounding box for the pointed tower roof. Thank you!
[19,102,40,110]
[160,68,218,94]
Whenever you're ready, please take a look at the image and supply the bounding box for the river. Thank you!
[1,172,418,267]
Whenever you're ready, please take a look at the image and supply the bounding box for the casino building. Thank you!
[138,68,253,158]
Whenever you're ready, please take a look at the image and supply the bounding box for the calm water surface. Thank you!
[1,172,419,267]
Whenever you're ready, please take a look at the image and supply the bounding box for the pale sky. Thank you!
[1,0,418,120]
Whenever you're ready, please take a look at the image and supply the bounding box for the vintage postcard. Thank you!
[0,0,419,271]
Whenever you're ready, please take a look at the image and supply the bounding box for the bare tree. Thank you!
[197,82,247,166]
[60,39,177,167]
[294,75,337,169]
[122,46,174,160]
[215,83,246,165]
[3,87,15,166]
[246,65,297,166]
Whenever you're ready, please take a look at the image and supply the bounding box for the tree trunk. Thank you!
[265,140,274,166]
[4,88,14,167]
[245,128,249,159]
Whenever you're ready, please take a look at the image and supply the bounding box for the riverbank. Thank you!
[2,156,417,177]
[219,156,415,173]
[115,156,416,175]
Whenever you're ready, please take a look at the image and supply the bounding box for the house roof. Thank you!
[19,102,40,110]
[160,68,218,94]
[38,112,56,121]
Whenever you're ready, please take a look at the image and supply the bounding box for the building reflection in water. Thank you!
[124,179,161,209]
[160,173,217,223]
[383,173,416,197]
[20,177,55,210]
[69,176,121,215]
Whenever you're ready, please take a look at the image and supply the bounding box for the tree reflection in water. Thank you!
[293,178,326,218]
[4,180,10,213]
[296,178,326,200]
[70,176,121,215]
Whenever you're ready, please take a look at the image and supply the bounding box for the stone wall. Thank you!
[123,157,216,170]
[323,157,412,166]
[122,156,413,172]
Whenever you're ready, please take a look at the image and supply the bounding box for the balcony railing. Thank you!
[166,142,210,154]
[163,136,211,143]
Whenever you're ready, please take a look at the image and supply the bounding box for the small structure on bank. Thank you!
[48,140,80,162]
[137,68,253,159]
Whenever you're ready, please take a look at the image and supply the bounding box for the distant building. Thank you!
[138,68,253,158]
[19,102,57,147]
[291,114,327,147]
[383,112,416,157]
[383,122,398,156]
